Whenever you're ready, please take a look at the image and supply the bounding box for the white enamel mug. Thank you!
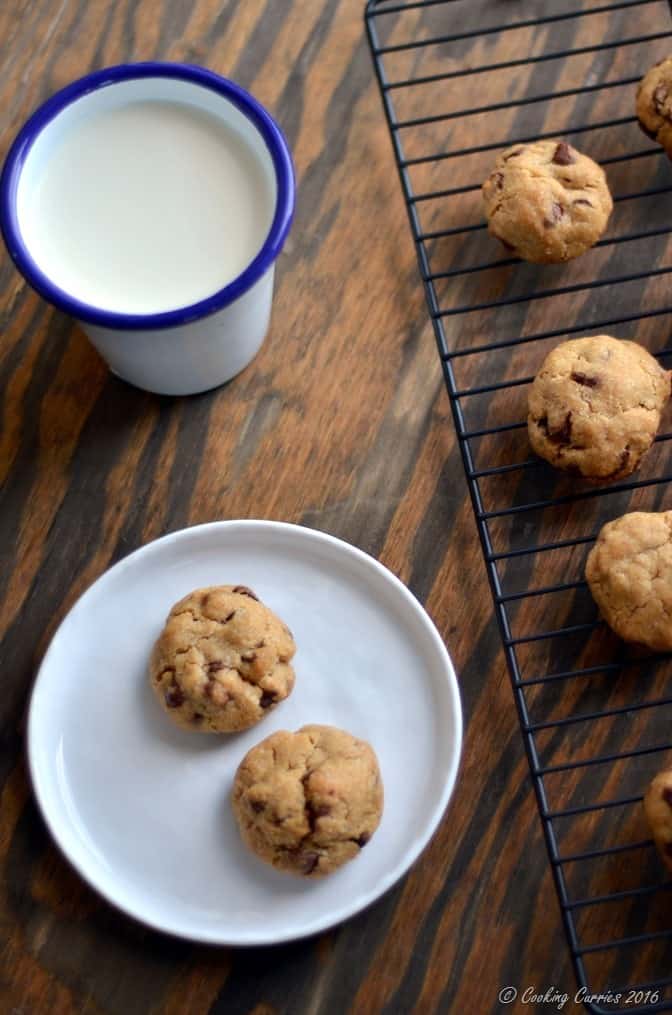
[0,64,295,396]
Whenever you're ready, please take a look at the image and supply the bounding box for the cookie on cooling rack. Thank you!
[232,724,383,877]
[527,336,670,481]
[644,768,672,872]
[482,140,613,262]
[636,56,672,157]
[585,511,672,652]
[149,585,296,732]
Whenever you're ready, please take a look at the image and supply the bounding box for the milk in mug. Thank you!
[18,100,275,315]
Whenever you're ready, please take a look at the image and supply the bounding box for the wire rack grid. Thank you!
[365,1,672,1011]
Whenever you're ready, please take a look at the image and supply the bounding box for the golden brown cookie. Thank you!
[232,724,384,877]
[644,768,672,872]
[585,511,672,651]
[482,140,612,262]
[636,57,672,157]
[149,585,295,732]
[528,336,670,481]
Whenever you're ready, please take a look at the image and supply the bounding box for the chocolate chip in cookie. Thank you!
[552,142,576,166]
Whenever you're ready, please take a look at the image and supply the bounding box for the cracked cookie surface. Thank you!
[149,585,296,732]
[636,57,672,158]
[232,724,384,877]
[585,511,672,651]
[527,336,670,481]
[482,140,612,262]
[644,768,672,872]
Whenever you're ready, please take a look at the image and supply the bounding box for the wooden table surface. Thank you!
[5,1,669,1012]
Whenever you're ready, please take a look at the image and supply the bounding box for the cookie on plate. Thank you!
[149,585,296,732]
[482,140,612,262]
[636,56,672,157]
[527,336,670,481]
[644,768,672,872]
[585,511,672,652]
[232,724,383,877]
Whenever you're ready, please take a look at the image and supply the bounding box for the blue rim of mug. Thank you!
[0,62,295,331]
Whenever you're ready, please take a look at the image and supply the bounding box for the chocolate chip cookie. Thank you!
[149,585,296,732]
[636,57,672,158]
[644,767,672,872]
[528,336,670,481]
[232,724,384,877]
[482,140,612,262]
[585,511,672,651]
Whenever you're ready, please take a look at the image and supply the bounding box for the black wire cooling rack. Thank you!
[365,1,672,1012]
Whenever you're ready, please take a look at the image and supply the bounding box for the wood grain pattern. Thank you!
[2,0,667,1012]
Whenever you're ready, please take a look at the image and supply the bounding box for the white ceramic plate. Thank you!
[28,520,462,945]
